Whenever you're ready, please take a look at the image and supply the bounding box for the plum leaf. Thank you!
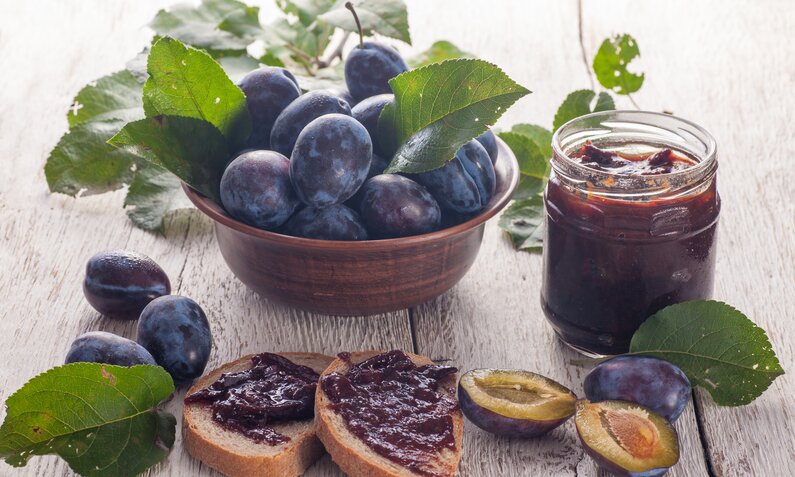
[552,89,614,131]
[630,301,785,406]
[67,70,144,127]
[124,165,194,232]
[379,59,530,174]
[498,131,548,200]
[498,196,544,252]
[506,123,552,159]
[592,34,644,95]
[320,0,411,44]
[0,363,175,476]
[149,0,252,56]
[407,40,473,68]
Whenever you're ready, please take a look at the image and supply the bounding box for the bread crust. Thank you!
[315,351,464,477]
[182,352,334,477]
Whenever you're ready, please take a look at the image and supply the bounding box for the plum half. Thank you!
[458,369,577,438]
[575,400,679,477]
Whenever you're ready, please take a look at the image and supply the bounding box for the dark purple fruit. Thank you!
[269,90,352,156]
[345,41,408,102]
[584,356,691,422]
[65,331,156,366]
[367,154,390,179]
[220,150,300,230]
[83,250,170,320]
[476,129,498,164]
[137,296,212,385]
[284,204,369,240]
[359,175,441,238]
[237,67,301,148]
[458,369,577,438]
[290,114,372,207]
[415,156,482,214]
[351,93,393,156]
[575,400,679,477]
[321,87,356,107]
[457,139,496,206]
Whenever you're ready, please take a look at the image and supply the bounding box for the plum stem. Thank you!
[345,2,365,49]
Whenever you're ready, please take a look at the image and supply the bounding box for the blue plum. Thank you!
[457,139,496,206]
[367,154,390,179]
[321,87,356,108]
[237,67,301,149]
[359,174,441,238]
[83,250,170,320]
[475,129,499,164]
[345,41,408,101]
[290,114,372,207]
[415,156,482,214]
[137,296,212,384]
[285,204,369,240]
[220,150,300,230]
[270,91,352,156]
[583,356,691,422]
[351,94,393,156]
[65,331,156,366]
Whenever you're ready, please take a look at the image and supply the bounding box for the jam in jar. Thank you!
[542,111,720,356]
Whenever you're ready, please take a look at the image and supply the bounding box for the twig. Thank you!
[316,31,351,68]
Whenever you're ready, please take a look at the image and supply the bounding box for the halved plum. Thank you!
[458,369,577,438]
[575,400,679,477]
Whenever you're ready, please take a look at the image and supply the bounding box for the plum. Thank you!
[584,356,691,422]
[83,250,170,320]
[415,156,482,214]
[284,204,369,241]
[359,175,441,238]
[321,87,356,107]
[351,94,393,156]
[137,295,212,385]
[458,369,577,438]
[476,129,499,164]
[65,331,156,366]
[367,154,390,179]
[456,139,496,206]
[220,150,300,230]
[575,399,679,477]
[270,90,352,156]
[237,67,301,148]
[290,114,372,207]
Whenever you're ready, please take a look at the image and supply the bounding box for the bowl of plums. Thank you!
[184,35,519,316]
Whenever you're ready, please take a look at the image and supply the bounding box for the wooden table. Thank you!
[1,1,793,475]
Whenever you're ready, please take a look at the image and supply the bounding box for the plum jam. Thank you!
[320,350,459,477]
[542,111,719,356]
[184,352,319,445]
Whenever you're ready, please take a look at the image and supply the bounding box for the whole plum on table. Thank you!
[575,399,679,477]
[358,174,441,238]
[83,250,170,320]
[137,296,212,384]
[415,156,482,214]
[237,67,301,149]
[458,369,577,438]
[65,331,156,366]
[351,94,393,155]
[270,90,352,156]
[345,41,408,101]
[583,356,691,422]
[457,139,496,206]
[285,204,369,240]
[290,114,372,207]
[475,129,499,164]
[220,150,300,230]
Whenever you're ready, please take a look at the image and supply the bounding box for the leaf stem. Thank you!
[627,92,641,109]
[345,2,365,49]
[316,31,351,69]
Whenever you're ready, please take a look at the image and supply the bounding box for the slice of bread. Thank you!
[183,352,334,477]
[315,351,464,477]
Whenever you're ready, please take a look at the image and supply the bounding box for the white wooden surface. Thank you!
[1,1,793,476]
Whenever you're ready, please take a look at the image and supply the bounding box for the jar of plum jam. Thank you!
[542,111,719,356]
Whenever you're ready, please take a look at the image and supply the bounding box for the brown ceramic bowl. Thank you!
[183,139,519,315]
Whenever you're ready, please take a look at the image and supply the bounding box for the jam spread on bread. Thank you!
[185,352,319,445]
[320,350,459,477]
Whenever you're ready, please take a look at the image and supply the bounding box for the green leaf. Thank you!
[592,34,644,95]
[67,70,143,127]
[379,59,530,174]
[552,89,614,131]
[217,5,262,40]
[407,40,474,68]
[149,0,252,56]
[498,196,544,252]
[320,0,411,44]
[143,37,251,151]
[125,165,193,232]
[278,0,336,26]
[217,54,261,82]
[0,363,175,476]
[498,131,548,200]
[109,116,230,203]
[509,123,552,159]
[45,120,140,197]
[630,301,785,406]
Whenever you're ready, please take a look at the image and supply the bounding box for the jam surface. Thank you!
[542,143,719,355]
[184,352,319,445]
[575,142,697,175]
[320,350,459,477]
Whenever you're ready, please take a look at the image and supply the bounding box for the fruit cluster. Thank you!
[220,21,498,241]
[68,250,213,384]
[458,355,691,476]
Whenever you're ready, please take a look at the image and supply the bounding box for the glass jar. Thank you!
[541,111,720,356]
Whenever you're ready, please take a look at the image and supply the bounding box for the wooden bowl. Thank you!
[183,140,519,316]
